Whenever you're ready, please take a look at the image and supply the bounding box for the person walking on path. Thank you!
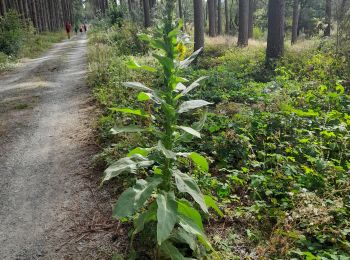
[83,24,87,33]
[65,22,72,39]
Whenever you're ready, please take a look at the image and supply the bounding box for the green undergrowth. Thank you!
[0,11,65,72]
[88,22,350,259]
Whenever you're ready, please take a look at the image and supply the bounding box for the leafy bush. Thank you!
[0,11,24,56]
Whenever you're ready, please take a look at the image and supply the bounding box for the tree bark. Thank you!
[266,0,285,60]
[217,0,222,35]
[248,0,255,38]
[224,0,229,34]
[143,0,151,27]
[291,0,299,44]
[324,0,331,36]
[208,0,216,36]
[0,0,6,16]
[194,0,204,50]
[238,0,249,46]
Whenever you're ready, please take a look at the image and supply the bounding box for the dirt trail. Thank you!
[0,35,122,259]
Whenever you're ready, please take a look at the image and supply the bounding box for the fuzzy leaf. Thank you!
[178,200,204,230]
[127,59,157,72]
[133,202,157,235]
[123,82,153,92]
[158,141,176,159]
[189,152,208,172]
[103,157,137,183]
[110,125,147,135]
[110,108,149,117]
[178,100,212,114]
[178,126,201,138]
[137,92,151,101]
[160,240,186,260]
[113,177,162,218]
[157,192,178,245]
[204,195,224,217]
[178,215,212,250]
[179,48,203,68]
[181,76,208,96]
[127,147,150,157]
[173,170,208,213]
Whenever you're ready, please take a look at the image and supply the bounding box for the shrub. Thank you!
[0,11,24,56]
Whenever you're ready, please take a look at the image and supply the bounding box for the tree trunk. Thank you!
[324,0,331,36]
[143,0,151,27]
[0,0,6,16]
[291,0,299,44]
[208,0,216,36]
[224,0,229,34]
[217,0,222,35]
[238,0,249,46]
[194,0,204,50]
[178,0,183,20]
[248,0,255,38]
[266,0,285,60]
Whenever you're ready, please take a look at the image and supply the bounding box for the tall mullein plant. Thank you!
[102,0,223,258]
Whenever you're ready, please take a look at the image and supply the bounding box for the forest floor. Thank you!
[0,34,123,259]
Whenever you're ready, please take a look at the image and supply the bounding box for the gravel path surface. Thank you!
[0,35,122,259]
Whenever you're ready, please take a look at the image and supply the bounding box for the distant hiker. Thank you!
[79,26,83,34]
[83,24,87,33]
[65,22,72,39]
[74,24,79,35]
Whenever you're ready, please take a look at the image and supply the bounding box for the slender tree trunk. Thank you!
[143,0,151,27]
[208,0,216,36]
[217,0,222,34]
[0,0,6,16]
[238,0,249,46]
[248,0,255,38]
[194,0,204,50]
[266,0,285,60]
[224,0,229,34]
[178,0,183,20]
[291,0,299,44]
[324,0,331,36]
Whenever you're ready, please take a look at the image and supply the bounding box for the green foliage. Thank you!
[100,5,221,259]
[89,9,350,260]
[0,11,24,56]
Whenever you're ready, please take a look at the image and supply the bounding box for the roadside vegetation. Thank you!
[87,1,350,258]
[0,12,66,72]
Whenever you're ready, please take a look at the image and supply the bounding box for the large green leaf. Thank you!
[113,177,162,218]
[173,170,208,213]
[127,147,150,157]
[178,100,212,114]
[133,202,157,235]
[160,240,186,260]
[204,195,224,217]
[137,92,151,101]
[127,59,157,72]
[181,76,208,96]
[158,141,176,159]
[172,228,197,251]
[189,152,209,172]
[178,126,201,138]
[179,48,203,68]
[153,54,174,72]
[178,215,213,251]
[157,192,178,245]
[123,82,153,92]
[110,108,149,117]
[103,155,153,183]
[177,200,204,230]
[110,125,148,135]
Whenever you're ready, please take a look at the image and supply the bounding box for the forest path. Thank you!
[0,35,116,259]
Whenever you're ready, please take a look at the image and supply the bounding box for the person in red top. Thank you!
[65,22,72,39]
